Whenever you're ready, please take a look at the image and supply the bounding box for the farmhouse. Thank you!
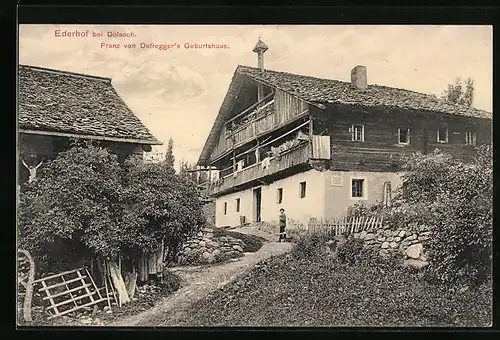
[18,64,162,183]
[197,39,492,228]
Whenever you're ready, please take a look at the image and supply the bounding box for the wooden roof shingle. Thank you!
[237,65,492,120]
[198,65,492,165]
[18,65,162,145]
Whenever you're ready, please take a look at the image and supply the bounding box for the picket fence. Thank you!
[304,215,385,236]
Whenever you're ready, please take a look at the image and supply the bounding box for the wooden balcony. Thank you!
[208,135,330,196]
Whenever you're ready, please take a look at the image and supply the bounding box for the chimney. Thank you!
[252,38,269,103]
[351,65,367,90]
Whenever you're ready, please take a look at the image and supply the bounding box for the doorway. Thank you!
[253,187,262,222]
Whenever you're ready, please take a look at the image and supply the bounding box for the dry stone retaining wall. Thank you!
[352,222,431,263]
[177,227,246,265]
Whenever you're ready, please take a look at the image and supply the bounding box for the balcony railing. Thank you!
[208,135,331,196]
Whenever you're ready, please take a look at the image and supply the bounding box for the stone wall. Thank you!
[177,227,246,265]
[352,223,431,263]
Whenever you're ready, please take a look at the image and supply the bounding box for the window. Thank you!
[224,202,227,215]
[236,198,240,212]
[351,124,364,142]
[398,128,410,144]
[299,182,307,198]
[437,127,448,143]
[277,188,283,204]
[465,131,476,146]
[351,179,365,198]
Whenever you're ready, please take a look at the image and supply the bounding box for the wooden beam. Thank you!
[209,110,310,165]
[19,129,163,146]
[225,92,274,125]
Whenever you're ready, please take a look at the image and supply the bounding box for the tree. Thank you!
[123,157,205,262]
[18,144,129,262]
[165,138,175,169]
[19,143,205,271]
[441,77,475,107]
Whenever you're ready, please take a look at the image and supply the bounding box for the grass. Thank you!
[213,229,266,253]
[183,252,492,327]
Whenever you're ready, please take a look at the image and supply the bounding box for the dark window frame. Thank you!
[277,188,283,204]
[299,181,307,199]
[351,179,364,198]
[398,128,410,144]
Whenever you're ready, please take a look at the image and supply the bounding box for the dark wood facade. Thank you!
[207,90,491,197]
[311,104,491,172]
[18,133,145,184]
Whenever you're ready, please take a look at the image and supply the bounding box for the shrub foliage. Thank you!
[388,146,492,285]
[18,143,204,269]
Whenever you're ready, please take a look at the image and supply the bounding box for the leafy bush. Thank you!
[291,231,330,259]
[336,235,365,265]
[18,143,205,269]
[161,269,182,293]
[122,156,205,261]
[18,145,129,263]
[387,146,492,286]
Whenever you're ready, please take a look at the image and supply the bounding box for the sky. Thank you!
[18,25,493,167]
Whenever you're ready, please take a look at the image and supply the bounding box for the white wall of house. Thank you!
[214,169,326,228]
[260,169,326,227]
[323,170,403,218]
[215,188,254,227]
[214,169,404,228]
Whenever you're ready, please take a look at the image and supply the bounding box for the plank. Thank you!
[39,276,87,292]
[41,280,59,316]
[47,298,107,319]
[42,283,91,300]
[60,274,79,308]
[33,268,84,283]
[76,270,94,303]
[86,268,104,301]
[46,291,97,310]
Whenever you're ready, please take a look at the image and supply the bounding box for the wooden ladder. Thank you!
[33,268,108,319]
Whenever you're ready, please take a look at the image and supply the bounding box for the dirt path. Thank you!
[111,226,293,327]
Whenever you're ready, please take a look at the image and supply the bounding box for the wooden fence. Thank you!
[306,215,384,236]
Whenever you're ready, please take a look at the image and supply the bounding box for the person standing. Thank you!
[279,208,287,242]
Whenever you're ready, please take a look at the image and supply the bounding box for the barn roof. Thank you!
[197,65,492,166]
[18,65,162,145]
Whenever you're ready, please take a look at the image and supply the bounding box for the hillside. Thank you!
[182,252,492,327]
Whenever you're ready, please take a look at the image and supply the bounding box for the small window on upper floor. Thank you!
[224,202,227,215]
[398,128,410,145]
[299,182,306,199]
[465,131,477,146]
[351,124,364,142]
[437,127,448,143]
[236,198,240,212]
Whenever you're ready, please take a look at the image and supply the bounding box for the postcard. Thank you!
[17,23,493,327]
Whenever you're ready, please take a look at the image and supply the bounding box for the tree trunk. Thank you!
[138,252,148,282]
[108,260,130,305]
[18,249,35,323]
[125,272,138,299]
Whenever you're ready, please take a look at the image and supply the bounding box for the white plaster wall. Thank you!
[323,170,403,218]
[260,169,326,227]
[215,169,404,228]
[215,169,326,228]
[215,188,254,228]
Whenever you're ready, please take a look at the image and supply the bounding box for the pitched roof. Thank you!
[237,65,492,119]
[198,65,492,166]
[18,65,162,145]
